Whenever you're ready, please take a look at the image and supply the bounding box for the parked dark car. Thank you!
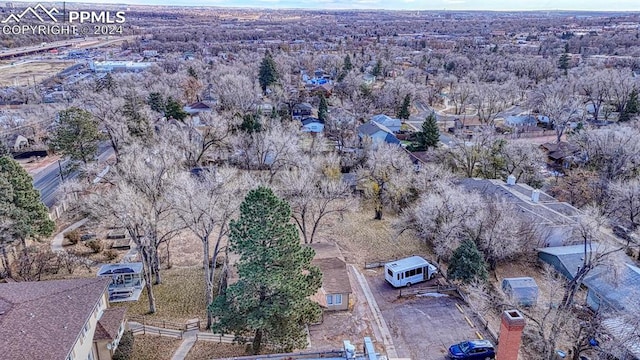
[448,340,495,360]
[80,233,97,241]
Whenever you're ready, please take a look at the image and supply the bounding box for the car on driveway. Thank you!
[448,339,495,359]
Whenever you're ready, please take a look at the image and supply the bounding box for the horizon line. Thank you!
[7,1,640,12]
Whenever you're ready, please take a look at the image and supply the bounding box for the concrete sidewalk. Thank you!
[349,264,398,359]
[171,330,198,360]
[51,217,89,252]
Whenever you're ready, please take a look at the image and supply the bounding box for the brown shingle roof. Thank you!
[0,278,110,360]
[312,257,352,294]
[94,307,127,341]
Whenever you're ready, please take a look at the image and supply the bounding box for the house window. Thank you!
[326,295,333,305]
[83,322,90,335]
[87,351,94,360]
[334,294,342,305]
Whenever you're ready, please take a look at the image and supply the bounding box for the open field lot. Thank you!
[0,60,73,87]
[365,269,489,360]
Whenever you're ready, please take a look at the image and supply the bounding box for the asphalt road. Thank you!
[33,143,113,208]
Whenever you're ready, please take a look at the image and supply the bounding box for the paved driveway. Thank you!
[364,268,488,360]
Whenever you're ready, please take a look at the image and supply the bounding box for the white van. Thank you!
[384,256,437,288]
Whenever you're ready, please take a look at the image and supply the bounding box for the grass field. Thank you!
[0,61,73,87]
[114,266,209,323]
[185,341,248,360]
[131,335,182,360]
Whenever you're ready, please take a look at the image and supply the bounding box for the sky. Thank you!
[30,0,640,11]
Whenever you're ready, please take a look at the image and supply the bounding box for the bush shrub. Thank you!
[104,249,118,261]
[85,240,103,253]
[63,230,81,245]
[112,330,134,360]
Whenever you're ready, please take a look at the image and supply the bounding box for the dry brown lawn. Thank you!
[0,61,73,87]
[113,266,209,323]
[314,208,426,267]
[131,335,182,360]
[185,341,248,360]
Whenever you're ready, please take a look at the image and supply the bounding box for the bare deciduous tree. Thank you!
[170,168,243,329]
[357,143,416,220]
[278,155,353,243]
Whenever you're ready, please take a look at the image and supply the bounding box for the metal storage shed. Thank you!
[501,277,539,306]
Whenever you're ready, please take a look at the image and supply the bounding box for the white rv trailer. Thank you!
[384,256,437,287]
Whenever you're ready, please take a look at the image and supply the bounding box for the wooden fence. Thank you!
[131,325,183,339]
[195,332,239,343]
[129,315,200,331]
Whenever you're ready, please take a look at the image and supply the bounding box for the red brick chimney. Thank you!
[497,309,526,360]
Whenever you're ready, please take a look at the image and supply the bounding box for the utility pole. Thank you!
[58,159,64,181]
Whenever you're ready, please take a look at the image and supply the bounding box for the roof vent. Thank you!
[507,174,516,186]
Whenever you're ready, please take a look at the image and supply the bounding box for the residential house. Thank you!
[358,121,400,146]
[97,263,144,302]
[371,114,402,133]
[292,102,313,120]
[504,115,538,127]
[540,141,580,169]
[301,117,324,133]
[583,263,640,312]
[537,243,603,280]
[308,242,353,311]
[363,73,376,85]
[183,101,214,126]
[9,134,29,151]
[538,243,640,359]
[0,278,127,360]
[453,116,483,138]
[459,178,581,246]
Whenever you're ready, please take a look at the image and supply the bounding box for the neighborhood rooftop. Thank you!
[0,278,111,360]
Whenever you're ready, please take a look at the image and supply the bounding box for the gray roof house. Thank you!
[583,264,640,359]
[371,114,402,133]
[458,177,581,246]
[358,121,400,146]
[583,263,640,312]
[537,243,603,280]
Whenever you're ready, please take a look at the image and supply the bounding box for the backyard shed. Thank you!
[501,277,539,306]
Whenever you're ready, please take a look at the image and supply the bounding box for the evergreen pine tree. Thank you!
[164,96,187,121]
[620,88,638,122]
[447,239,488,284]
[147,92,165,114]
[372,59,382,77]
[558,53,570,75]
[209,187,322,354]
[187,66,198,79]
[0,156,55,276]
[318,94,329,122]
[415,112,440,150]
[258,53,279,94]
[342,54,353,72]
[397,94,411,120]
[50,107,102,166]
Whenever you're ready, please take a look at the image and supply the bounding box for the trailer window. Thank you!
[387,269,393,277]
